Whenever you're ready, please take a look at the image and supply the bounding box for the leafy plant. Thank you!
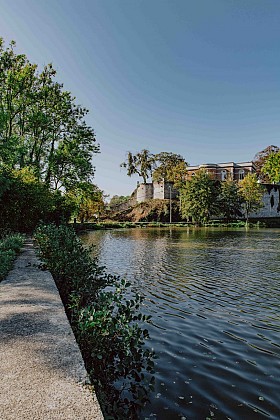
[0,167,74,232]
[253,145,279,182]
[238,173,264,223]
[218,179,242,221]
[180,169,221,224]
[34,224,156,419]
[261,150,280,184]
[0,233,24,281]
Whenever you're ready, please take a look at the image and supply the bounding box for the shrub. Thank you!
[0,233,24,281]
[34,224,155,419]
[0,168,74,232]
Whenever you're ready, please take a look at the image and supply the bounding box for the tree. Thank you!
[253,145,279,182]
[261,150,280,184]
[180,170,220,224]
[120,149,155,183]
[68,182,105,223]
[0,167,74,231]
[109,195,130,208]
[152,152,187,183]
[238,173,264,223]
[218,179,242,221]
[0,39,99,190]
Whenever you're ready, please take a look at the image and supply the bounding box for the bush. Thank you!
[0,168,74,232]
[0,233,24,281]
[34,224,155,419]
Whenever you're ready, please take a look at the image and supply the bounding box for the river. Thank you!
[80,228,280,419]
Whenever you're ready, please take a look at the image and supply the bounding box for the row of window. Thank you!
[191,169,245,180]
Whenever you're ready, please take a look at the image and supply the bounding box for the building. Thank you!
[136,181,178,203]
[186,161,256,182]
[134,160,280,220]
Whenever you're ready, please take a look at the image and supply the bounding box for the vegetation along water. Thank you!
[81,227,280,419]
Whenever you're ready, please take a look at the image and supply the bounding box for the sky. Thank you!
[0,0,280,198]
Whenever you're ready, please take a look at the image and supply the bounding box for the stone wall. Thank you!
[136,183,154,203]
[250,184,280,218]
[137,181,178,202]
[153,181,165,199]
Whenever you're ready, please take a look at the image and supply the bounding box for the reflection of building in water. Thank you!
[130,229,169,281]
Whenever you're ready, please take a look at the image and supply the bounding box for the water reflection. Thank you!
[81,228,280,419]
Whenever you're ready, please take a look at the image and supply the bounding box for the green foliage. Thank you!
[77,286,155,419]
[34,224,107,302]
[0,233,24,281]
[218,179,242,221]
[68,182,106,223]
[152,152,187,184]
[109,195,131,208]
[34,224,155,419]
[0,39,99,191]
[180,170,220,224]
[0,167,74,232]
[121,150,188,186]
[253,145,279,182]
[261,150,280,184]
[121,149,155,184]
[238,173,264,222]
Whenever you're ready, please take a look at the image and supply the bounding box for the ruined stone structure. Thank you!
[136,183,154,203]
[250,184,280,218]
[136,181,178,203]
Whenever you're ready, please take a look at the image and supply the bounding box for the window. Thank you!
[221,170,227,181]
[239,169,245,180]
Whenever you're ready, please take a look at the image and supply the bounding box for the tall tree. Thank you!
[218,179,242,221]
[253,145,279,182]
[238,173,263,223]
[180,170,220,224]
[0,39,99,190]
[261,150,280,184]
[67,182,105,223]
[120,149,155,183]
[152,152,187,183]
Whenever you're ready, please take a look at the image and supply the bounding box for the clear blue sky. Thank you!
[1,0,280,197]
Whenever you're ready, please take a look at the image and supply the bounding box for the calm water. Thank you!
[80,228,280,419]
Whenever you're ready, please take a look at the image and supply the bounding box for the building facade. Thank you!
[186,161,256,182]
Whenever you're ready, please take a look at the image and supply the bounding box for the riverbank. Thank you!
[71,217,280,232]
[0,239,103,419]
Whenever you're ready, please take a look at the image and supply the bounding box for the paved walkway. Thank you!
[0,240,103,420]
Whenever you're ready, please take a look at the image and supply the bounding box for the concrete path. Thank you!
[0,240,103,420]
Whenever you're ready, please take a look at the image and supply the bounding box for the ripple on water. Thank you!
[81,228,280,419]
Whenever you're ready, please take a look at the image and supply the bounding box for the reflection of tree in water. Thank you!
[81,228,280,419]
